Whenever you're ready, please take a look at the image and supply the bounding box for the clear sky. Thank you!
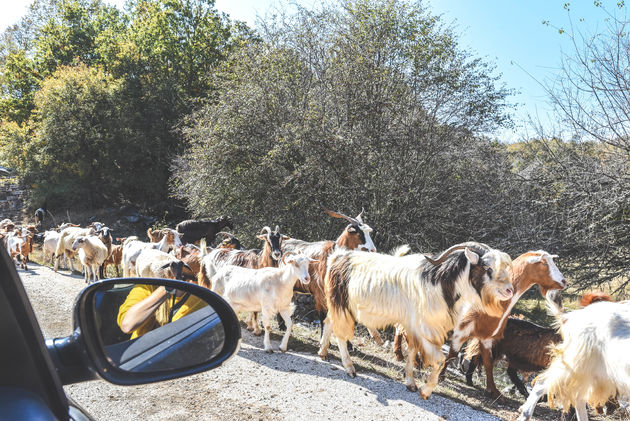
[1,0,627,139]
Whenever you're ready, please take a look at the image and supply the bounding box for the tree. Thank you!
[519,3,630,291]
[172,0,515,250]
[20,64,128,207]
[0,0,247,209]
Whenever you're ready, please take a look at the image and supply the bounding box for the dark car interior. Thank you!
[0,241,241,420]
[0,244,68,420]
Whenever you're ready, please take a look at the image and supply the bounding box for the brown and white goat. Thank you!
[198,226,287,289]
[518,295,630,421]
[464,290,564,398]
[320,242,513,399]
[7,232,31,270]
[177,232,242,276]
[281,208,377,334]
[103,243,123,278]
[437,250,566,398]
[147,227,171,243]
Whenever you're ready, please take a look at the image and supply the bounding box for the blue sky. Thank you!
[2,0,627,139]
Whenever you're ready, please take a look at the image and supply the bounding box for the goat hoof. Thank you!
[345,367,356,378]
[394,353,404,362]
[406,384,418,393]
[419,386,431,400]
[265,348,274,354]
[280,348,287,353]
[253,330,263,337]
[487,389,501,400]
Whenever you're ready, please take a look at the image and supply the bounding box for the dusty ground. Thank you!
[20,262,506,421]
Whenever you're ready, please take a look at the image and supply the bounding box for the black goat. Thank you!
[176,216,233,245]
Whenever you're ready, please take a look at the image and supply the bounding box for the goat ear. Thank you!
[346,225,356,233]
[550,254,558,259]
[282,235,291,240]
[464,248,479,265]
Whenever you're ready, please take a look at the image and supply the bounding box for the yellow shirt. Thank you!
[117,284,208,339]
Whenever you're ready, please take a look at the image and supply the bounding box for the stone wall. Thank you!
[0,177,25,222]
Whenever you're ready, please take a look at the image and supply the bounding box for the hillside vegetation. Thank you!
[1,0,629,292]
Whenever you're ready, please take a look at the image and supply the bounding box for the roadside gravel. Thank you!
[20,263,501,421]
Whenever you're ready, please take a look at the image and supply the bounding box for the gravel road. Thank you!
[20,263,501,421]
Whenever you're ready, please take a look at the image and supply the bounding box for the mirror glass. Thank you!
[92,283,225,373]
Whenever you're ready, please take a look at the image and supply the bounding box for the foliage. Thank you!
[0,0,244,209]
[172,0,515,250]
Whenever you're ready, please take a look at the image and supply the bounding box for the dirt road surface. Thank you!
[20,263,501,421]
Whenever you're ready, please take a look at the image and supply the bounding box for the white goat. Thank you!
[54,226,95,272]
[518,299,630,421]
[0,219,13,231]
[71,235,109,284]
[43,230,62,265]
[135,248,194,281]
[121,229,182,277]
[211,251,315,353]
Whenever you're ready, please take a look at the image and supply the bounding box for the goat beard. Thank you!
[489,290,524,337]
[480,284,511,319]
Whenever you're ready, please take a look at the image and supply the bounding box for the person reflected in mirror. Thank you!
[117,284,207,339]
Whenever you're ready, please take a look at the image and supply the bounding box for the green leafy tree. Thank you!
[172,0,515,250]
[22,64,128,207]
[0,0,246,209]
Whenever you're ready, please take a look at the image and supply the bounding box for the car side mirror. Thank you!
[46,279,241,385]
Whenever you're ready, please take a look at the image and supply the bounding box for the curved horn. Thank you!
[282,251,295,265]
[424,244,469,265]
[356,207,365,224]
[324,208,357,225]
[260,226,271,235]
[217,231,235,239]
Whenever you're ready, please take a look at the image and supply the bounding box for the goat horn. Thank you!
[324,208,358,225]
[424,245,469,266]
[274,225,280,233]
[356,207,365,224]
[282,251,295,265]
[260,226,271,235]
[217,231,235,239]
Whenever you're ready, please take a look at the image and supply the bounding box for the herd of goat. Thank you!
[1,209,629,421]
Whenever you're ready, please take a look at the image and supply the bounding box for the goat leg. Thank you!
[278,308,292,352]
[317,316,333,360]
[276,313,287,331]
[518,379,546,421]
[481,342,501,399]
[439,346,458,379]
[507,366,529,398]
[393,330,405,361]
[465,356,478,386]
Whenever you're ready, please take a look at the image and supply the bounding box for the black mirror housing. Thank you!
[48,278,241,386]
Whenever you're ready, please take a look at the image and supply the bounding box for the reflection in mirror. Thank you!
[92,283,225,373]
